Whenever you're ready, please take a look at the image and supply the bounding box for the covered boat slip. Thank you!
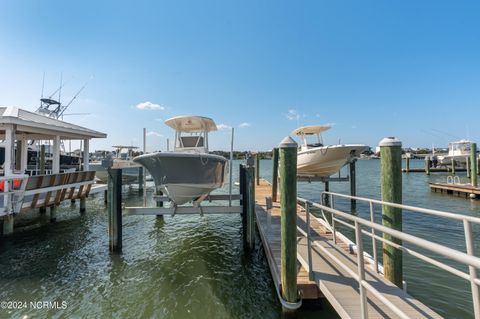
[0,106,107,235]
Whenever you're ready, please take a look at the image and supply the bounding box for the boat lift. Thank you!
[123,127,242,217]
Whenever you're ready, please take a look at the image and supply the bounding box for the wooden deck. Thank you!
[430,182,480,198]
[255,179,442,318]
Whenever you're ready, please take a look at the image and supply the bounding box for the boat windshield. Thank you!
[175,131,208,152]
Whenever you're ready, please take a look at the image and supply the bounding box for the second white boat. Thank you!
[294,125,368,177]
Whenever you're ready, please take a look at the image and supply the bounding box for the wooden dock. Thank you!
[255,179,442,318]
[430,182,480,198]
[402,168,468,173]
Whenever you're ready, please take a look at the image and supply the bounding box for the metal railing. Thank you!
[0,175,29,216]
[297,192,480,319]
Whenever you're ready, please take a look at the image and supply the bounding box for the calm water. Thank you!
[0,159,478,318]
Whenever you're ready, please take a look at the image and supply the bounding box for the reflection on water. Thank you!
[0,159,478,318]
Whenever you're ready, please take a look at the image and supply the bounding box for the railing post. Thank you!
[279,136,298,306]
[306,202,313,281]
[108,168,122,252]
[379,137,403,289]
[369,201,378,273]
[463,220,480,319]
[471,143,478,188]
[271,148,279,202]
[266,196,272,234]
[355,221,368,319]
[350,160,357,210]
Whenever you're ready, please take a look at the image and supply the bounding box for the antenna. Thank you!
[40,72,45,108]
[57,78,91,118]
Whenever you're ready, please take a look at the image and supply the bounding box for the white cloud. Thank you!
[238,122,251,128]
[285,109,300,121]
[135,101,165,110]
[146,131,163,137]
[217,124,232,130]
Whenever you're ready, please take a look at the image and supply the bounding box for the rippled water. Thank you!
[0,159,478,318]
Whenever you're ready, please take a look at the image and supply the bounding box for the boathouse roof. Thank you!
[0,106,107,139]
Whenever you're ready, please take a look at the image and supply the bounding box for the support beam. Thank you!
[279,136,298,306]
[271,148,279,202]
[4,125,14,176]
[405,157,410,173]
[52,136,60,174]
[451,158,456,175]
[83,139,90,171]
[21,139,28,173]
[108,168,122,252]
[379,137,403,289]
[467,156,471,179]
[138,167,144,193]
[3,215,14,236]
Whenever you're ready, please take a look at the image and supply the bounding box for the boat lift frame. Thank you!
[123,127,242,217]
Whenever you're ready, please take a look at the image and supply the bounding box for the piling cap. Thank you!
[379,137,401,147]
[279,136,298,148]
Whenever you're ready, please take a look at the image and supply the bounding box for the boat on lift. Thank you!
[133,116,228,205]
[89,146,142,184]
[294,125,368,177]
[437,140,476,167]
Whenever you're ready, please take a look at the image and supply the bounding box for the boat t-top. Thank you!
[133,116,227,205]
[293,125,368,177]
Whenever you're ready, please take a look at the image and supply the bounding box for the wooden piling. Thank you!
[50,205,57,222]
[2,215,14,236]
[239,164,247,247]
[424,156,430,175]
[350,160,357,209]
[80,199,86,213]
[40,144,46,174]
[15,140,21,171]
[451,158,456,175]
[471,143,478,187]
[104,189,108,205]
[405,157,410,173]
[156,189,164,219]
[279,136,298,305]
[467,157,471,179]
[138,167,144,193]
[246,157,256,250]
[272,148,279,202]
[379,137,403,289]
[108,168,122,252]
[255,154,260,186]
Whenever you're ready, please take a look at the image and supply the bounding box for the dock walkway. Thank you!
[255,179,441,319]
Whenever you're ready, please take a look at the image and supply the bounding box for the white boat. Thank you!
[90,146,142,184]
[293,125,368,177]
[437,140,475,167]
[133,116,228,205]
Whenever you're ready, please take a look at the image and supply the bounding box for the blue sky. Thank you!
[1,1,479,152]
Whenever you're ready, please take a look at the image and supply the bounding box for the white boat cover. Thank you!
[165,116,218,132]
[292,125,331,136]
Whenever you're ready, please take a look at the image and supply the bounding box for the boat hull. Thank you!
[297,144,368,177]
[133,152,227,205]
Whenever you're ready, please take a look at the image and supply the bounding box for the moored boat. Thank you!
[294,125,368,177]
